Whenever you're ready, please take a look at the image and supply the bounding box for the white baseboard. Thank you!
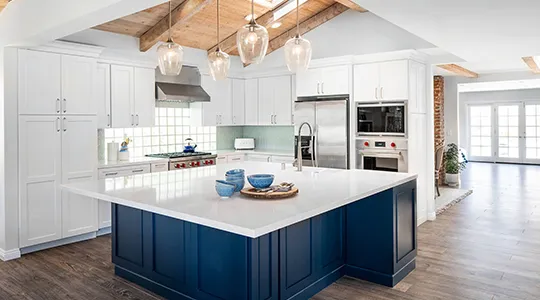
[427,211,436,221]
[20,232,97,255]
[0,248,21,261]
[97,227,111,236]
[417,215,428,225]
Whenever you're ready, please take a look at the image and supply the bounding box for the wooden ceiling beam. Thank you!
[208,0,312,54]
[139,0,212,52]
[333,0,367,12]
[522,57,540,74]
[437,64,478,78]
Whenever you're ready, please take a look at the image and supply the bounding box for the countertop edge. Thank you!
[214,149,294,157]
[61,174,417,238]
[98,157,170,169]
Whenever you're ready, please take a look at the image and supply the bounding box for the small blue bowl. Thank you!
[247,174,275,189]
[215,180,236,198]
[226,169,245,176]
[226,177,245,192]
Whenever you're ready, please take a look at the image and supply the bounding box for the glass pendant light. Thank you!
[284,0,312,72]
[208,0,230,80]
[157,0,184,76]
[236,0,269,64]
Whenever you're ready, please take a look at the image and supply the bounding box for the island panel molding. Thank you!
[111,179,416,300]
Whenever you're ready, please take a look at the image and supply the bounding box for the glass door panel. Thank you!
[497,104,520,161]
[525,104,540,162]
[469,106,492,159]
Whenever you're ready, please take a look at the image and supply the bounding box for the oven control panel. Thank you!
[358,139,407,150]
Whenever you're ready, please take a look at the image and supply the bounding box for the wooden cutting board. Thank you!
[240,187,299,200]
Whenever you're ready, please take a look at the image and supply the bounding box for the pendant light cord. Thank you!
[296,0,299,36]
[168,0,172,41]
[217,0,220,48]
[251,0,254,21]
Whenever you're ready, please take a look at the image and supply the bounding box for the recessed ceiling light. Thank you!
[244,14,257,21]
[273,0,307,20]
[271,22,282,28]
[252,0,287,8]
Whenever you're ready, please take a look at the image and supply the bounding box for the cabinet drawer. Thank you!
[270,155,294,164]
[151,162,169,173]
[246,154,271,162]
[98,164,151,179]
[227,154,245,163]
[216,155,228,164]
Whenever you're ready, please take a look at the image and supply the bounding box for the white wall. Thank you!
[444,76,459,146]
[247,10,434,70]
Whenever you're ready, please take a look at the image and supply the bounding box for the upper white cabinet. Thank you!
[244,79,259,125]
[18,49,97,115]
[296,65,350,97]
[191,75,232,126]
[108,64,155,128]
[232,79,245,125]
[19,115,98,247]
[96,63,111,128]
[354,60,409,102]
[408,61,427,114]
[258,75,292,125]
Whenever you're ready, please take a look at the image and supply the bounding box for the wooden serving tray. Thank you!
[240,187,299,199]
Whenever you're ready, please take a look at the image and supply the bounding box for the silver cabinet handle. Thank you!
[63,99,67,113]
[56,98,60,113]
[56,117,60,132]
[375,88,378,100]
[105,172,118,176]
[231,158,241,161]
[219,115,222,124]
[274,115,277,124]
[233,116,236,124]
[380,87,383,99]
[107,114,110,127]
[131,114,134,126]
[321,82,324,94]
[136,114,139,126]
[63,117,67,132]
[132,169,144,173]
[317,83,320,94]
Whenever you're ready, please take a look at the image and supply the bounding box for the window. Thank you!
[497,105,520,158]
[469,106,492,157]
[525,104,540,159]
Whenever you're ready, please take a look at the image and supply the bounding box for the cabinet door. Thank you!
[96,63,111,128]
[321,66,350,95]
[98,201,111,229]
[273,75,292,125]
[379,60,409,101]
[61,55,97,115]
[111,65,134,128]
[353,63,380,102]
[19,116,62,247]
[296,68,320,97]
[216,155,228,164]
[227,154,245,163]
[18,50,62,115]
[134,67,156,127]
[216,78,233,125]
[196,75,218,126]
[232,79,245,125]
[408,61,426,114]
[61,116,98,238]
[258,77,275,125]
[244,79,259,125]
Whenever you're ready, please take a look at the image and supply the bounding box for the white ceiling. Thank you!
[355,0,540,75]
[459,79,540,93]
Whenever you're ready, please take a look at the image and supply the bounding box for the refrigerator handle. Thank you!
[313,125,319,168]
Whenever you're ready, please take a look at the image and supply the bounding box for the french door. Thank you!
[468,102,540,164]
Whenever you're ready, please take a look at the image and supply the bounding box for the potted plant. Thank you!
[444,143,467,187]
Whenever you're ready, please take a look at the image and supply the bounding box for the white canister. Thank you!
[118,150,130,161]
[107,142,119,161]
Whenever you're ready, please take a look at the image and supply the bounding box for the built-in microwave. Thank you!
[357,102,406,136]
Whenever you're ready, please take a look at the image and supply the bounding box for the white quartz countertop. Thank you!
[62,162,417,238]
[98,156,169,169]
[214,149,294,156]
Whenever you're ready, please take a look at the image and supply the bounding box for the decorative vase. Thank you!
[446,173,460,187]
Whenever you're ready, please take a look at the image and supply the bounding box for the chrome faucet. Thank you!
[295,122,315,172]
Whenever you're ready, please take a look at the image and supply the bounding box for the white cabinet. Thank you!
[296,66,349,97]
[227,154,245,163]
[19,115,98,247]
[96,63,111,128]
[245,79,259,125]
[216,155,228,164]
[217,78,233,125]
[354,60,409,102]
[246,154,271,162]
[18,49,97,116]
[19,116,62,247]
[232,79,245,125]
[191,75,232,126]
[111,65,134,127]
[258,76,292,125]
[151,162,169,172]
[408,61,427,114]
[109,64,155,128]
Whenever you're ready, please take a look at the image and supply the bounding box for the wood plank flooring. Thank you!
[0,162,539,299]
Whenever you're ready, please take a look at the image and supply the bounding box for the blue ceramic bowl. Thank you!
[247,174,275,189]
[215,180,236,198]
[225,177,245,192]
[225,169,245,176]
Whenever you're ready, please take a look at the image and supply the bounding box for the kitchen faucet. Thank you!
[295,122,316,171]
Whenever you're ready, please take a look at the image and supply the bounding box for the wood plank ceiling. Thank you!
[0,0,10,12]
[94,0,366,58]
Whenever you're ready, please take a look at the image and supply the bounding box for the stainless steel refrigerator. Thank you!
[294,95,350,169]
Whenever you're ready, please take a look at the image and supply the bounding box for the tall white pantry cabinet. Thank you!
[18,49,99,248]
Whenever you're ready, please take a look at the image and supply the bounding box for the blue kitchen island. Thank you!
[62,163,417,300]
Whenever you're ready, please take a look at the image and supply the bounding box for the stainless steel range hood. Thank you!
[155,66,210,103]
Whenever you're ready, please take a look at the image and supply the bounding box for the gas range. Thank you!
[146,152,217,170]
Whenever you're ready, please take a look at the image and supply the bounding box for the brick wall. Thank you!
[434,76,445,185]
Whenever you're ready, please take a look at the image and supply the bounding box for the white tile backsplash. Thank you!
[100,107,216,159]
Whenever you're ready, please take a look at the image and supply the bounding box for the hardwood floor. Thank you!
[1,162,539,299]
